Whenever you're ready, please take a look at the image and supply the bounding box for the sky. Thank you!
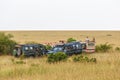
[0,0,120,30]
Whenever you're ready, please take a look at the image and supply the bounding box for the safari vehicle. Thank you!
[81,41,95,53]
[47,42,82,55]
[13,44,47,57]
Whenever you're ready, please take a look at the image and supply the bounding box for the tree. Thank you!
[0,32,17,55]
[67,38,76,43]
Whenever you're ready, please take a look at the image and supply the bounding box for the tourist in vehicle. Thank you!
[85,36,90,43]
[92,37,95,42]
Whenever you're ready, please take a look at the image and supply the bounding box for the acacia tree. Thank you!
[0,32,17,55]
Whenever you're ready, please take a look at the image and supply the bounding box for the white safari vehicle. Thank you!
[81,41,95,53]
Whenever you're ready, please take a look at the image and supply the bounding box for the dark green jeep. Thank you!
[13,44,47,57]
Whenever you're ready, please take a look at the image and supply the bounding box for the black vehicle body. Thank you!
[47,42,82,55]
[13,44,47,57]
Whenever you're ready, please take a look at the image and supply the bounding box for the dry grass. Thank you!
[0,53,120,80]
[2,31,120,47]
[0,31,120,80]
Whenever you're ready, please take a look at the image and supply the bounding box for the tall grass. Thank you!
[0,53,120,80]
[0,31,119,80]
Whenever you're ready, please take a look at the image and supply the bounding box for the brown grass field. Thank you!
[0,31,120,80]
[2,31,120,46]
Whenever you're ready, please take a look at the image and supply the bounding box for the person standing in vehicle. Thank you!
[17,48,21,56]
[92,37,95,42]
[85,36,89,43]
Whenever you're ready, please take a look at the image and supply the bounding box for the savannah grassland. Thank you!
[0,31,120,80]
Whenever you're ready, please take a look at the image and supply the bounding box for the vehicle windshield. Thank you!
[24,46,29,50]
[29,46,34,50]
[88,43,95,46]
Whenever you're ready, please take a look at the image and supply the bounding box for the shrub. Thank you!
[67,38,76,43]
[73,55,84,62]
[115,47,120,52]
[0,32,17,55]
[45,44,52,50]
[47,52,68,63]
[89,58,97,63]
[73,55,97,63]
[95,43,113,53]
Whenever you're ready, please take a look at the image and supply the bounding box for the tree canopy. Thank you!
[0,32,17,55]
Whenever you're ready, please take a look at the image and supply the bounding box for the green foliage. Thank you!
[0,32,17,55]
[73,55,83,62]
[45,44,52,50]
[73,55,97,63]
[67,38,76,43]
[95,43,113,53]
[90,58,97,63]
[115,47,120,52]
[47,52,68,63]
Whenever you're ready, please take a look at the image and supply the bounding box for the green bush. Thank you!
[45,44,52,50]
[115,47,120,52]
[95,43,113,53]
[89,58,97,63]
[67,38,76,43]
[73,55,84,62]
[0,32,17,55]
[73,55,97,63]
[47,52,68,63]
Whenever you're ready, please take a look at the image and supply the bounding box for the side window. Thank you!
[29,46,33,50]
[73,45,76,49]
[82,44,86,49]
[76,44,79,49]
[88,43,94,46]
[24,46,29,50]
